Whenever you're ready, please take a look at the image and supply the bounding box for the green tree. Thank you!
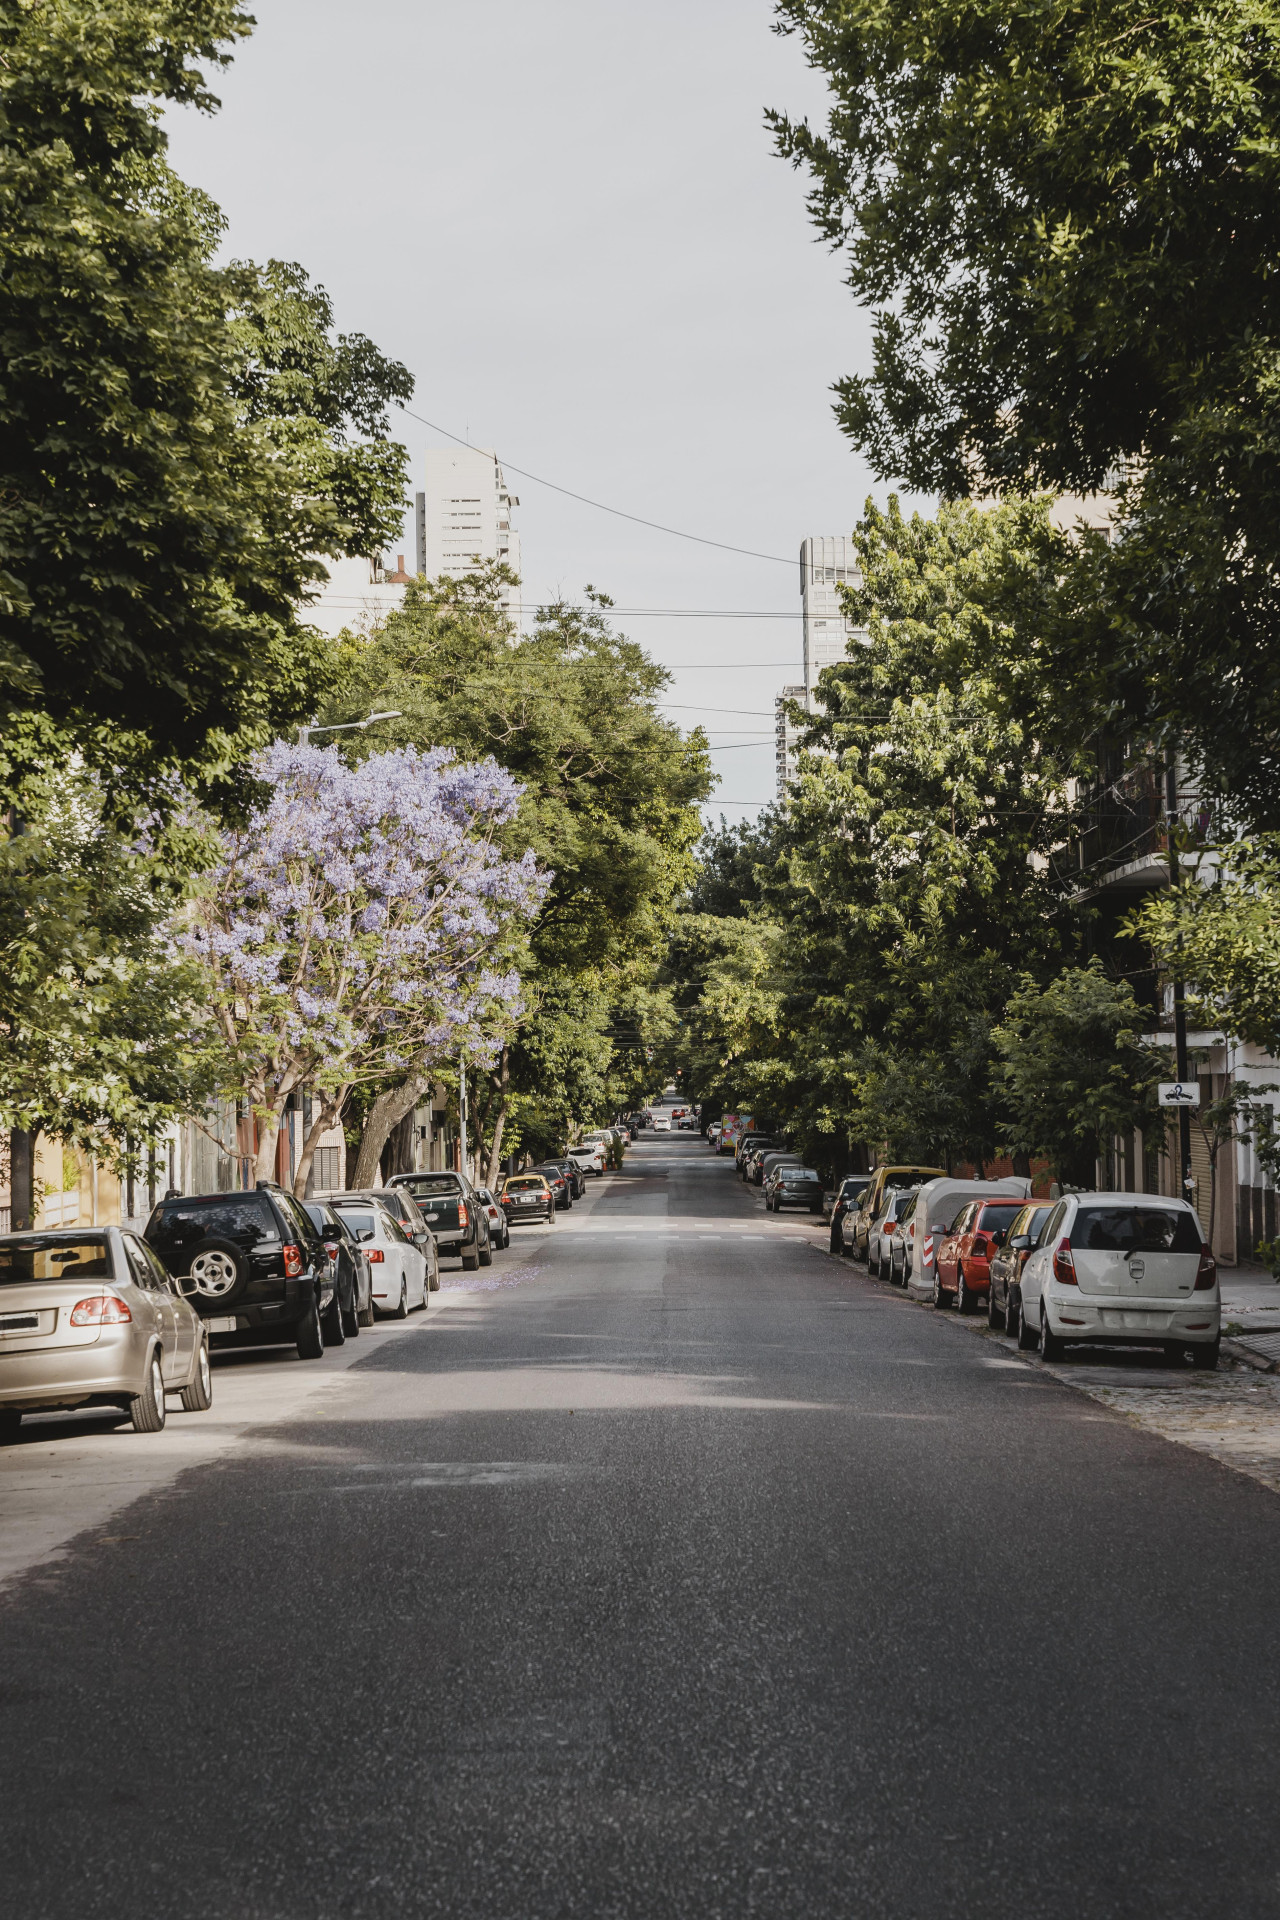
[771,0,1280,827]
[993,964,1169,1189]
[329,573,712,1173]
[0,2,412,793]
[1133,843,1280,1056]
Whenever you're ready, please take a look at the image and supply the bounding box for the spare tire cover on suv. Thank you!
[185,1236,251,1304]
[146,1193,279,1310]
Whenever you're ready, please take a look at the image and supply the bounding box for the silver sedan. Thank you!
[0,1228,213,1440]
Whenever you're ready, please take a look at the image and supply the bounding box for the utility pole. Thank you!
[1165,750,1193,1206]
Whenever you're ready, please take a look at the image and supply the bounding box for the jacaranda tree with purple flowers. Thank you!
[186,741,546,1193]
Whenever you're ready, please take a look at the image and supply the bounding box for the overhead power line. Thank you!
[395,404,795,567]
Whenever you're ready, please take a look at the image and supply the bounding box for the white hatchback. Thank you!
[1019,1193,1219,1367]
[331,1200,429,1319]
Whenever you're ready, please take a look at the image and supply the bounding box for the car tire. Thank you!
[830,1231,841,1255]
[1039,1305,1065,1362]
[179,1338,213,1412]
[322,1292,346,1347]
[461,1242,481,1271]
[296,1293,325,1357]
[987,1282,1005,1330]
[341,1290,360,1338]
[185,1236,251,1308]
[956,1269,974,1316]
[1015,1295,1037,1350]
[388,1277,408,1320]
[932,1269,950,1310]
[1192,1337,1220,1371]
[357,1292,375,1328]
[479,1236,493,1268]
[129,1349,167,1432]
[428,1253,441,1291]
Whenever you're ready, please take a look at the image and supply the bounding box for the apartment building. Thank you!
[774,685,808,800]
[416,447,521,617]
[801,536,862,695]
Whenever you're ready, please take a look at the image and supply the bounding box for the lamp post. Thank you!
[298,710,402,745]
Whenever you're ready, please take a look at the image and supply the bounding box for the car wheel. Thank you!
[1192,1337,1220,1371]
[1039,1304,1065,1362]
[296,1293,325,1357]
[357,1290,375,1328]
[322,1291,346,1347]
[428,1252,441,1291]
[956,1269,974,1315]
[932,1268,950,1310]
[179,1338,213,1411]
[479,1235,493,1268]
[389,1277,408,1320]
[987,1281,1005,1330]
[1015,1294,1037,1350]
[341,1284,360,1338]
[129,1349,167,1432]
[461,1242,481,1271]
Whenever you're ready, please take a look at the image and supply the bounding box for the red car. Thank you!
[935,1198,1031,1313]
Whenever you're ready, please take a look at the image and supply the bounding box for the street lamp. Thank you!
[298,710,402,745]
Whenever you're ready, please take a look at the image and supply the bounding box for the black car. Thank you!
[829,1175,873,1254]
[535,1163,572,1210]
[985,1201,1054,1339]
[764,1165,825,1214]
[145,1183,336,1358]
[551,1156,586,1199]
[303,1201,374,1330]
[387,1171,489,1270]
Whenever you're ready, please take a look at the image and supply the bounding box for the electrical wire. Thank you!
[395,404,795,566]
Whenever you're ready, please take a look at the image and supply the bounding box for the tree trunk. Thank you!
[386,1108,416,1177]
[484,1045,510,1189]
[293,1090,348,1199]
[352,1071,433,1190]
[254,1107,282,1186]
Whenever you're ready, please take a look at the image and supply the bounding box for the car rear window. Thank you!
[0,1234,114,1283]
[147,1196,276,1253]
[977,1203,1026,1228]
[397,1175,462,1197]
[332,1207,377,1241]
[505,1177,547,1193]
[784,1169,820,1182]
[1073,1205,1203,1254]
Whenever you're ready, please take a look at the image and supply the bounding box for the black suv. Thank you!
[145,1184,336,1359]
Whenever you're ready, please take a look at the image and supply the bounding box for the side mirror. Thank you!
[173,1274,198,1297]
[990,1228,1006,1248]
[1010,1233,1031,1251]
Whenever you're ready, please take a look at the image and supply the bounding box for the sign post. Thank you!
[1158,1082,1201,1110]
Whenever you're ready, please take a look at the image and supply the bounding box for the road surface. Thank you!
[3,1118,1280,1917]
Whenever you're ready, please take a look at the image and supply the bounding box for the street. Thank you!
[4,1123,1280,1919]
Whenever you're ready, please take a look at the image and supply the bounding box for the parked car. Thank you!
[535,1162,573,1210]
[859,1188,918,1279]
[0,1228,213,1439]
[569,1140,606,1176]
[1018,1193,1220,1366]
[886,1190,924,1284]
[764,1165,825,1213]
[334,1186,442,1284]
[387,1171,488,1272]
[302,1200,373,1331]
[986,1202,1054,1336]
[849,1165,946,1264]
[934,1194,1039,1313]
[330,1198,429,1317]
[501,1173,555,1224]
[706,1123,722,1147]
[741,1139,780,1181]
[905,1177,1031,1299]
[547,1155,585,1199]
[758,1151,803,1189]
[677,1112,697,1130]
[475,1186,511,1251]
[146,1184,335,1358]
[829,1175,873,1254]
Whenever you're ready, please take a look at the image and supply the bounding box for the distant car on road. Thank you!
[828,1175,872,1253]
[569,1140,606,1176]
[501,1173,555,1225]
[474,1187,510,1251]
[764,1166,824,1214]
[0,1228,213,1439]
[535,1163,573,1210]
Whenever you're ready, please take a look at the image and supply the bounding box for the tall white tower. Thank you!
[800,536,861,694]
[415,447,522,617]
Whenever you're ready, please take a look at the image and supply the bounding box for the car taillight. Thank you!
[1194,1247,1217,1290]
[368,1249,384,1263]
[973,1234,989,1256]
[282,1243,304,1277]
[70,1294,132,1326]
[1052,1238,1078,1286]
[457,1202,468,1230]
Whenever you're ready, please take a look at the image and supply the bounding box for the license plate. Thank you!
[207,1315,238,1333]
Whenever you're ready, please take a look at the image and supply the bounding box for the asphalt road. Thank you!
[4,1119,1280,1919]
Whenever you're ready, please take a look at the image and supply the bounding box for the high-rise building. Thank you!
[416,447,521,617]
[775,684,808,800]
[801,536,862,693]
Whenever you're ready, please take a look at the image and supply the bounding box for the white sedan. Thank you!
[331,1200,429,1318]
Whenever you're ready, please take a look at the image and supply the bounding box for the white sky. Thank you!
[166,0,896,819]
